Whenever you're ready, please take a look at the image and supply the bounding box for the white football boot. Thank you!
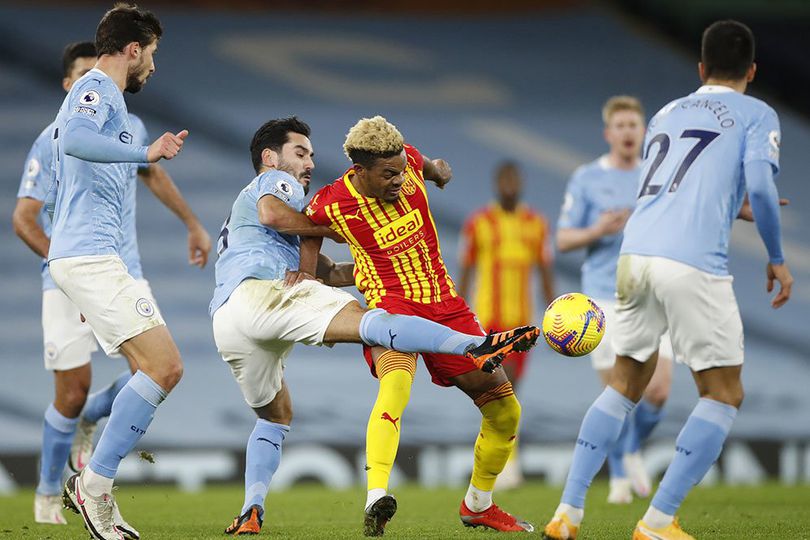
[624,451,652,498]
[34,493,67,524]
[112,497,140,540]
[69,418,97,472]
[62,472,124,540]
[606,477,633,504]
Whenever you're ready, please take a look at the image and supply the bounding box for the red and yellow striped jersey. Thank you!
[461,203,552,328]
[306,144,457,308]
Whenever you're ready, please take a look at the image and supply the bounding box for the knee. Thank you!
[257,404,293,426]
[271,408,293,426]
[57,385,89,418]
[610,378,645,403]
[724,386,744,409]
[152,358,183,392]
[643,384,669,408]
[704,385,744,409]
[488,396,521,434]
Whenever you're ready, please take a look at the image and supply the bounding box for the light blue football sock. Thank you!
[626,398,664,454]
[607,416,630,478]
[89,371,167,478]
[242,420,289,514]
[651,398,737,515]
[359,308,485,356]
[561,386,636,508]
[37,404,79,495]
[82,371,132,423]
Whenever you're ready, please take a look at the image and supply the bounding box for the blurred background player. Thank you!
[47,6,195,539]
[303,116,537,534]
[544,20,792,540]
[555,96,672,504]
[212,117,537,536]
[458,160,556,490]
[11,40,209,530]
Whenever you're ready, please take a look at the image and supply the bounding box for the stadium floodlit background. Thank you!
[1,0,809,494]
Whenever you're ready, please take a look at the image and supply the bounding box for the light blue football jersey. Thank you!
[118,113,150,280]
[210,170,306,315]
[19,111,149,290]
[558,156,640,299]
[49,68,142,262]
[17,124,57,290]
[621,85,781,275]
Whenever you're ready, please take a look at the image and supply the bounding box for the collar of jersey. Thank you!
[343,169,366,200]
[598,154,640,172]
[695,84,735,94]
[490,201,527,216]
[88,67,111,80]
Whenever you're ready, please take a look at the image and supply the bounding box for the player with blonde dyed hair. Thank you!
[553,95,674,511]
[299,115,537,534]
[343,115,404,158]
[211,116,539,536]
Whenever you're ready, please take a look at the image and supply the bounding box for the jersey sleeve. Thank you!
[460,213,479,266]
[257,171,305,211]
[744,105,781,175]
[17,131,52,201]
[66,78,115,131]
[557,171,589,229]
[404,144,425,175]
[304,185,336,226]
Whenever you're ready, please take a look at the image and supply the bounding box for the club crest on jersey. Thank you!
[26,158,41,178]
[373,208,426,256]
[135,298,155,318]
[401,177,416,196]
[80,90,100,106]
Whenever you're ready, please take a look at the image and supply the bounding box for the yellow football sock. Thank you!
[470,382,521,492]
[366,351,416,492]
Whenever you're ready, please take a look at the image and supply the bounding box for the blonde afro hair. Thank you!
[343,116,404,164]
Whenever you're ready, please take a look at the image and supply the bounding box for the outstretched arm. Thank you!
[317,253,355,287]
[63,118,187,164]
[556,209,631,253]
[422,155,452,189]
[139,163,211,268]
[258,195,338,238]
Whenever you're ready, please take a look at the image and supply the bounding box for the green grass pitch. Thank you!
[2,482,809,539]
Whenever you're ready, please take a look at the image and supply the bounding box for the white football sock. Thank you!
[464,484,492,513]
[643,505,674,529]
[82,466,114,498]
[365,488,387,512]
[555,502,584,526]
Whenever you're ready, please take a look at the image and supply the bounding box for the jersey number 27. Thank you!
[639,129,719,197]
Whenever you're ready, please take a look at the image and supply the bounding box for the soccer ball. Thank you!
[542,293,606,357]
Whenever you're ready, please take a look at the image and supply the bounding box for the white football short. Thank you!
[212,278,356,408]
[612,255,744,372]
[42,288,97,371]
[589,298,673,371]
[49,255,164,355]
